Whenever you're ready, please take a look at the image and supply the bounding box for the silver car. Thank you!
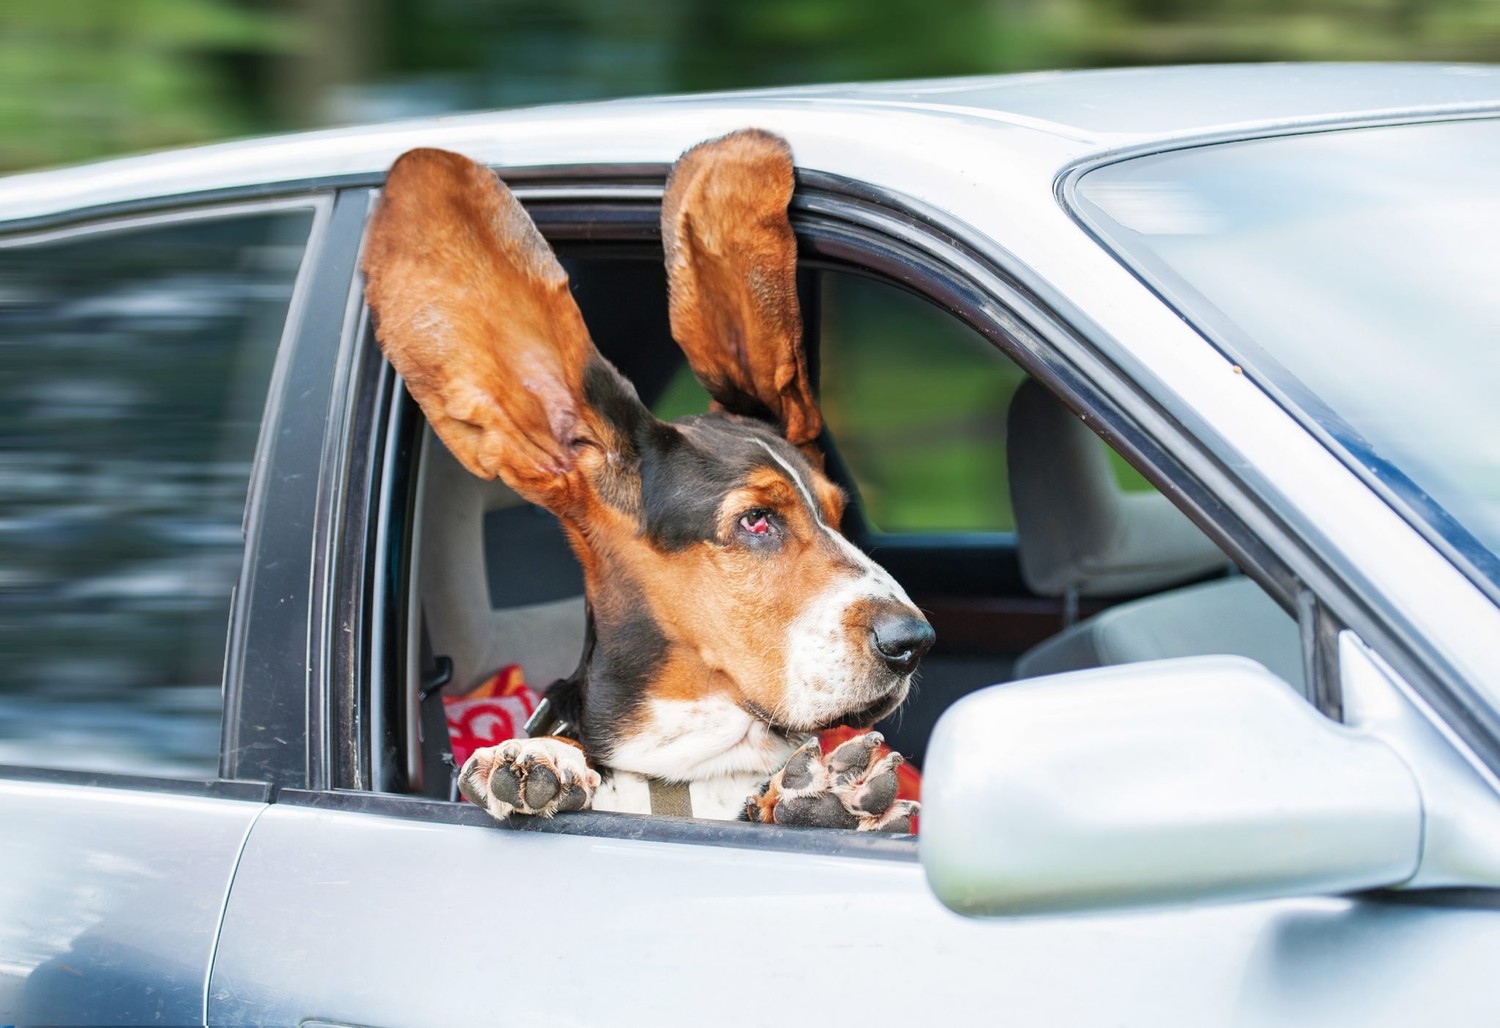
[3,63,1499,1026]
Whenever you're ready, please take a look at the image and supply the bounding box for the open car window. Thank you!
[380,232,1305,823]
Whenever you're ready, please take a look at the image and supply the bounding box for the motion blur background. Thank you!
[3,0,1500,173]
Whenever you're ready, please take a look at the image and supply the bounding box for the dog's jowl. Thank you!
[363,129,933,831]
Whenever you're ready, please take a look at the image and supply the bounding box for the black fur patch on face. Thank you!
[639,413,808,551]
[584,357,822,552]
[581,585,669,762]
[583,356,652,443]
[694,372,778,426]
[638,429,744,551]
[581,356,655,515]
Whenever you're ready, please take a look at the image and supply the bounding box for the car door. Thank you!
[206,171,1500,1027]
[0,197,330,1025]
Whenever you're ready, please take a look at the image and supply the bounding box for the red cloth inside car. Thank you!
[444,665,540,768]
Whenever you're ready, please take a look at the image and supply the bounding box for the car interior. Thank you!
[390,249,1305,802]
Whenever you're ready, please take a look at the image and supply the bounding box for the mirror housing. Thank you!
[920,657,1423,916]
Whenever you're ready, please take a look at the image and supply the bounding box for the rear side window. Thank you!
[0,207,315,777]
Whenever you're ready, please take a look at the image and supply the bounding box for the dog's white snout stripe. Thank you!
[754,435,923,727]
[752,438,916,608]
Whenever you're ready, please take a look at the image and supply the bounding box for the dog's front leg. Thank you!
[741,732,918,832]
[457,737,601,821]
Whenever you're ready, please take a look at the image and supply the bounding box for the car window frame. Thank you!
[0,194,337,797]
[317,170,1346,860]
[222,188,370,791]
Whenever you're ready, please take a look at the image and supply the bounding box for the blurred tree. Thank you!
[2,0,1499,172]
[374,0,1074,107]
[668,0,1075,86]
[1080,0,1500,65]
[0,0,295,172]
[373,0,1500,113]
[263,0,379,129]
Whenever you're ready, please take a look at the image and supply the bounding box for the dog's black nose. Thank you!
[871,611,935,675]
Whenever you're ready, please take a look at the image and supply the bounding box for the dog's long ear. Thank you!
[363,148,647,515]
[662,129,822,452]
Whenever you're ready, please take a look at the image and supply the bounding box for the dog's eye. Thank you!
[738,510,774,537]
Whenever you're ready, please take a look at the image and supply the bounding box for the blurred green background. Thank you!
[2,0,1498,173]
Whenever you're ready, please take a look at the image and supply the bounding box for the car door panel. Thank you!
[0,779,265,1026]
[208,796,1500,1026]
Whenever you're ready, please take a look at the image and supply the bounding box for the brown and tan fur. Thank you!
[364,129,932,831]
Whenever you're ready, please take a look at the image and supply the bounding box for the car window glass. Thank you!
[1075,119,1500,595]
[0,208,315,777]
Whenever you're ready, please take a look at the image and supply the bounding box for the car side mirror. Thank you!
[919,656,1423,916]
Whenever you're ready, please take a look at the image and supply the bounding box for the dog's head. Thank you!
[363,129,933,749]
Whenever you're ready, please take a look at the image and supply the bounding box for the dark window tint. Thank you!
[0,208,315,777]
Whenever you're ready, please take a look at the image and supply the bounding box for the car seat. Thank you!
[413,428,587,698]
[1007,380,1304,691]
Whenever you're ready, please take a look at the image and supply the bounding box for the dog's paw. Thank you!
[743,732,918,832]
[457,737,601,821]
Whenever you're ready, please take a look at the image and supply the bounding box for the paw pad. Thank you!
[758,733,918,832]
[458,737,600,821]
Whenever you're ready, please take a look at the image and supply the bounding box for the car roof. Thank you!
[4,63,1500,227]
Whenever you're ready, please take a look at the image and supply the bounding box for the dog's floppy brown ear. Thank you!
[363,148,639,514]
[662,129,822,451]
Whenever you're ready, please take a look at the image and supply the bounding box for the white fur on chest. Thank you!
[592,769,771,820]
[603,694,799,781]
[592,694,800,819]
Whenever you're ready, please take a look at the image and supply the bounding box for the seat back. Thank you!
[1007,379,1229,599]
[413,429,587,696]
[1007,381,1303,691]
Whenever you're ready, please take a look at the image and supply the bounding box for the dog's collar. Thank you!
[645,777,693,816]
[523,694,579,742]
[524,605,596,743]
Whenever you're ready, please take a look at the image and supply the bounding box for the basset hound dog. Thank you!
[363,129,932,831]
